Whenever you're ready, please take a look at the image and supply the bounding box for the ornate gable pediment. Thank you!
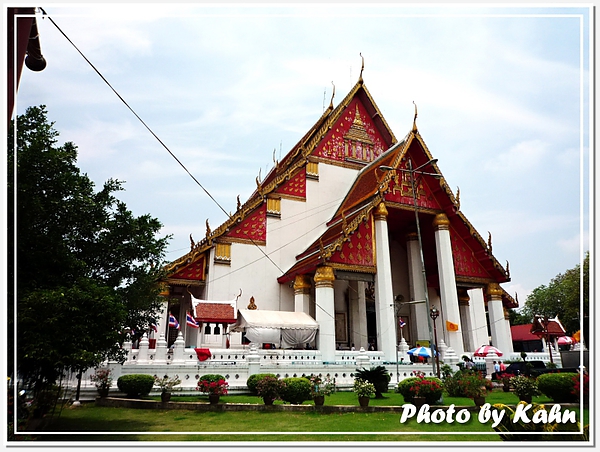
[328,217,375,270]
[312,98,387,165]
[223,203,267,244]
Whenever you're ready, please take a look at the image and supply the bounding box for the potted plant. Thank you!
[90,368,113,398]
[509,375,540,403]
[407,371,443,407]
[255,376,286,405]
[499,373,515,392]
[309,375,335,406]
[353,378,375,407]
[197,378,229,404]
[462,375,488,407]
[154,375,181,403]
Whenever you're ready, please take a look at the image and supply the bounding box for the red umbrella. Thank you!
[473,345,503,357]
[557,336,574,345]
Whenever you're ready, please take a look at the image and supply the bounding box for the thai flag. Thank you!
[151,323,158,333]
[186,312,199,328]
[399,318,406,328]
[168,314,180,330]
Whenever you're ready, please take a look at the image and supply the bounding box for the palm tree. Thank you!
[354,366,390,398]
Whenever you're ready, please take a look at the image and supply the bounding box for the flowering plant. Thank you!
[197,379,229,396]
[154,375,181,392]
[353,378,375,398]
[460,373,488,398]
[408,371,443,398]
[90,368,113,391]
[572,373,589,399]
[255,376,286,400]
[499,373,515,386]
[309,375,336,397]
[510,375,540,400]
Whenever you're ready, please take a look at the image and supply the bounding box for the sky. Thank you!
[9,3,592,308]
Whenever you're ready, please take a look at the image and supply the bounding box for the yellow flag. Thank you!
[573,330,581,342]
[446,320,459,332]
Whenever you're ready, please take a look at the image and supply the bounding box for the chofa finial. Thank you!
[329,81,335,109]
[359,52,364,82]
[412,101,418,132]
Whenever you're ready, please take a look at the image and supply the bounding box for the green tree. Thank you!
[8,106,170,396]
[521,252,589,341]
[508,308,531,326]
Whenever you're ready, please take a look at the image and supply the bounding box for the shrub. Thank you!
[509,375,540,401]
[396,377,420,402]
[117,374,155,397]
[198,374,226,384]
[443,369,491,397]
[246,373,277,395]
[406,371,443,404]
[280,377,311,404]
[255,376,286,401]
[354,366,390,398]
[537,372,578,403]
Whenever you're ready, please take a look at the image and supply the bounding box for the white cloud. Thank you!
[483,139,549,173]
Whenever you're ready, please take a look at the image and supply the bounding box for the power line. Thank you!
[39,8,284,275]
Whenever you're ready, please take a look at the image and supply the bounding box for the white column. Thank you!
[466,288,488,349]
[502,308,514,354]
[373,202,398,362]
[487,283,512,355]
[137,333,150,364]
[350,280,368,350]
[406,232,431,344]
[293,274,311,314]
[314,266,336,363]
[458,289,473,353]
[433,213,464,357]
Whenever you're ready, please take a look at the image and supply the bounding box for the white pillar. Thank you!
[502,308,514,354]
[487,283,512,355]
[458,289,473,353]
[350,280,368,350]
[314,266,336,363]
[468,288,489,349]
[406,232,431,344]
[433,213,464,357]
[373,202,398,362]
[294,274,311,314]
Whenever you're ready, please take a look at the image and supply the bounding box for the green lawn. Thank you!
[15,390,588,443]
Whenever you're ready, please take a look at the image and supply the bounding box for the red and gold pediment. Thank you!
[169,254,207,283]
[450,228,491,280]
[384,161,441,210]
[328,218,375,269]
[224,203,267,244]
[312,99,387,164]
[274,167,306,199]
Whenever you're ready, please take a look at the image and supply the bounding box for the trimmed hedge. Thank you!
[246,373,277,395]
[536,372,578,403]
[280,377,311,404]
[117,374,155,397]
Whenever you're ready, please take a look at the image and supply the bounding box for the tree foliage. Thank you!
[8,106,170,393]
[520,252,589,340]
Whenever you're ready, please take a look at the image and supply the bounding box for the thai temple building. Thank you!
[110,70,532,391]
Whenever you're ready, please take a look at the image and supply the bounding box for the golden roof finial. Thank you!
[359,52,364,83]
[272,148,278,168]
[456,186,460,210]
[328,81,335,109]
[190,233,195,250]
[506,260,510,278]
[487,231,493,252]
[237,195,241,211]
[412,101,418,132]
[205,219,211,238]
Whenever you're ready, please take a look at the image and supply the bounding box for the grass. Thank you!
[15,389,588,443]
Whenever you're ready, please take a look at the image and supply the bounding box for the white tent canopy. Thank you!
[230,309,318,348]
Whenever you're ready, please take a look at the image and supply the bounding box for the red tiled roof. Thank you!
[511,324,540,342]
[195,303,236,324]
